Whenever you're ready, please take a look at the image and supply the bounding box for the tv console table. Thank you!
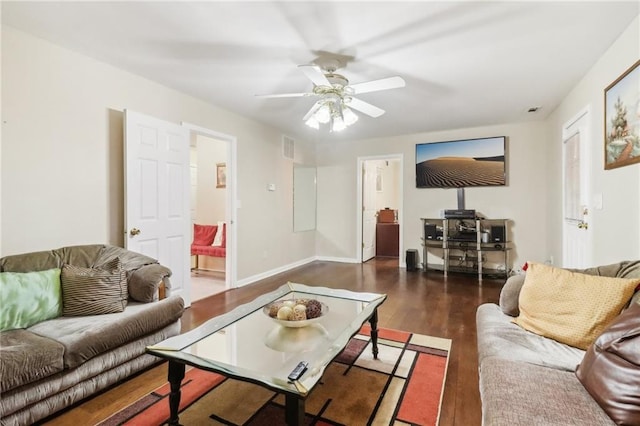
[421,217,511,280]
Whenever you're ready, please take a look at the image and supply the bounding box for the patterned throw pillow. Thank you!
[513,262,640,350]
[61,257,127,316]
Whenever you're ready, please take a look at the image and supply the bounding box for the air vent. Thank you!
[282,135,294,160]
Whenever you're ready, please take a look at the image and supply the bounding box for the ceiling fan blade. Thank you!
[299,64,332,87]
[349,76,406,94]
[303,101,323,121]
[346,97,385,118]
[255,92,313,98]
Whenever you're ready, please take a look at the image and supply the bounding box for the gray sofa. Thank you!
[0,245,185,426]
[476,261,640,426]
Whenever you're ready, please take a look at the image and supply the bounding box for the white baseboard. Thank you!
[235,256,317,287]
[315,256,360,264]
[234,255,402,288]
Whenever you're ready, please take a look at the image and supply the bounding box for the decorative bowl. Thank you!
[263,299,328,328]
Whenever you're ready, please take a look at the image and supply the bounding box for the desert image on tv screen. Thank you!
[416,137,505,188]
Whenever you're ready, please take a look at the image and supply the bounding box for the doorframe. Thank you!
[561,105,592,268]
[182,122,238,289]
[356,154,404,264]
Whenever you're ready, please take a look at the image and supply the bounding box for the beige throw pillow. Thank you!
[513,262,640,350]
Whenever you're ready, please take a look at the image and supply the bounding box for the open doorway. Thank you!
[183,123,237,302]
[357,155,403,265]
[189,134,226,301]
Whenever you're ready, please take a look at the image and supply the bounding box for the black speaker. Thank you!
[406,249,419,271]
[425,224,437,240]
[490,225,506,243]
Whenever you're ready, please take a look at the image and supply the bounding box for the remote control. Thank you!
[288,361,308,382]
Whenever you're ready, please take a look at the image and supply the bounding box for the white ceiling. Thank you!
[3,1,639,141]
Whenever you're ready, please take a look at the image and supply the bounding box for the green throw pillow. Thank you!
[0,268,62,331]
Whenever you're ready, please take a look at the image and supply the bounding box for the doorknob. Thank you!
[577,222,589,230]
[129,228,141,236]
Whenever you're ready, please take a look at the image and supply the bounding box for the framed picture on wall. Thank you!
[604,59,640,170]
[216,163,226,188]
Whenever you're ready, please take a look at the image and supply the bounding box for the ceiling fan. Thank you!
[257,58,406,132]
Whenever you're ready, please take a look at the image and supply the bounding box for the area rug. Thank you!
[99,326,451,426]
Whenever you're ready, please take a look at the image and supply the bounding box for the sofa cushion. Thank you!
[28,295,184,369]
[578,260,640,280]
[190,245,226,257]
[55,244,106,268]
[0,250,62,273]
[576,302,640,425]
[514,262,640,350]
[477,303,585,371]
[0,268,62,331]
[94,244,161,272]
[61,257,128,316]
[0,329,65,393]
[480,358,615,426]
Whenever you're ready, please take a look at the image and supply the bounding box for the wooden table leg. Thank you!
[285,393,305,426]
[369,309,380,359]
[167,361,185,426]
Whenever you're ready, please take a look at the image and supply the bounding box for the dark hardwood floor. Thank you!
[43,258,503,426]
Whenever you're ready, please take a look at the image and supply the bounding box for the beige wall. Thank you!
[0,26,316,281]
[315,15,639,271]
[545,15,640,266]
[374,159,401,212]
[316,121,549,270]
[2,15,637,281]
[195,134,227,225]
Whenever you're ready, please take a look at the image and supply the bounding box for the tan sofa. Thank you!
[476,261,640,425]
[0,245,185,426]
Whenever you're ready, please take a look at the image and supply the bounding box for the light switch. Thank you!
[267,183,276,192]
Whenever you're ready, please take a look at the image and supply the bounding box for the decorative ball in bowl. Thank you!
[263,298,328,328]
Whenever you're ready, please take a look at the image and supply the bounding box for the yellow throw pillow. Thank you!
[513,262,640,350]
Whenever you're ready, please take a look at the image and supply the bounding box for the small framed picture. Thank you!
[216,163,226,188]
[604,60,640,170]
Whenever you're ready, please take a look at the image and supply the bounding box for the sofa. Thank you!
[0,244,185,426]
[476,260,640,425]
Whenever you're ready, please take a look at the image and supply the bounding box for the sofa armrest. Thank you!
[128,264,172,303]
[499,273,526,316]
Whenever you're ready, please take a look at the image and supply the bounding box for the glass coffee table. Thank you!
[146,282,387,426]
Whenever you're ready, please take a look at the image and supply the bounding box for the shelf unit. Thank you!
[421,217,511,280]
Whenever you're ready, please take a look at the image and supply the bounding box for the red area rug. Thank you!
[99,327,451,425]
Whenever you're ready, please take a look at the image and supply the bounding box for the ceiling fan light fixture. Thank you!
[316,104,331,124]
[342,107,359,126]
[305,116,320,129]
[331,116,346,132]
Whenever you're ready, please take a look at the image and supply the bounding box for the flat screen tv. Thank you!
[415,136,506,188]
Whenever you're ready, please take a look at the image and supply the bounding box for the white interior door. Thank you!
[362,161,377,262]
[124,110,191,306]
[562,109,592,269]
